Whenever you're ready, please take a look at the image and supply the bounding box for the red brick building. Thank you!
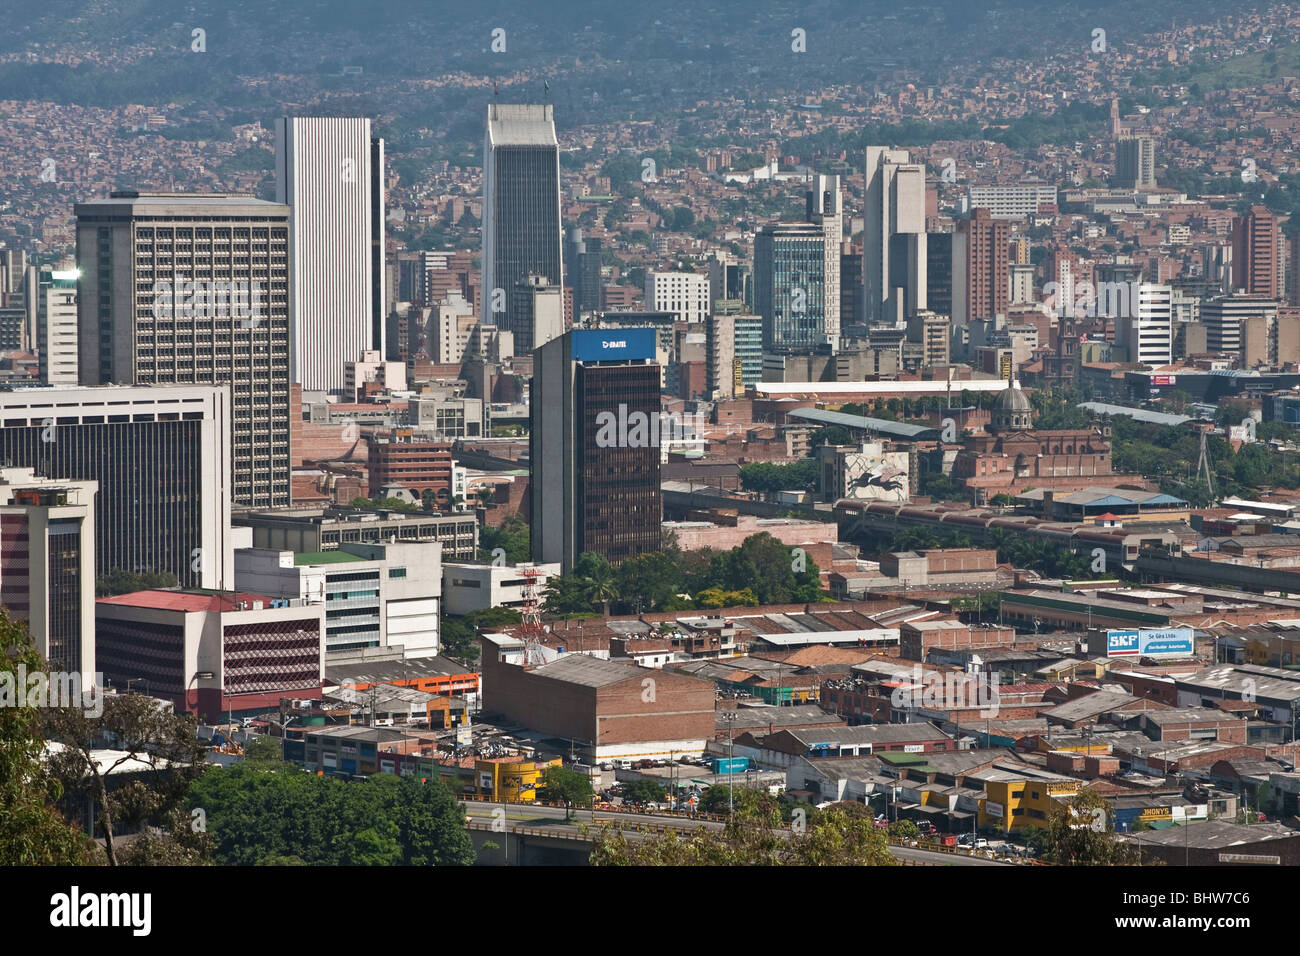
[480,638,716,760]
[367,436,454,499]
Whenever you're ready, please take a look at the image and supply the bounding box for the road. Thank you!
[461,801,1009,866]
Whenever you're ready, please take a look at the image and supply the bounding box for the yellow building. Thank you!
[979,775,1080,832]
[475,756,562,803]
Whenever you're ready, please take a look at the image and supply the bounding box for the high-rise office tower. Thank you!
[0,249,25,293]
[0,385,233,591]
[74,191,290,508]
[864,147,927,325]
[565,228,603,316]
[808,174,843,340]
[531,329,661,573]
[708,251,752,311]
[952,208,1009,325]
[1009,264,1036,305]
[1118,284,1173,366]
[1203,295,1279,362]
[706,310,737,400]
[483,104,563,332]
[0,469,97,682]
[925,231,953,319]
[963,183,1058,220]
[840,243,864,330]
[508,274,564,356]
[1231,206,1280,299]
[37,265,79,384]
[754,222,829,352]
[276,116,386,392]
[645,271,710,324]
[1115,135,1157,190]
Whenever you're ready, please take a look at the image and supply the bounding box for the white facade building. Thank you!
[441,561,561,616]
[276,116,385,392]
[234,540,442,661]
[645,271,710,325]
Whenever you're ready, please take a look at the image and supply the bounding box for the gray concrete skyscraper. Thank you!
[75,191,291,508]
[276,116,386,392]
[483,104,563,332]
[864,147,927,326]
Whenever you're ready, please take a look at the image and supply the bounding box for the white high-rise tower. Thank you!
[276,116,386,392]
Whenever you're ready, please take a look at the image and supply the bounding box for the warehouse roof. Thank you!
[529,654,647,688]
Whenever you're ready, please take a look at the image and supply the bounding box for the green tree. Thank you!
[621,779,667,806]
[1038,788,1139,866]
[44,693,212,866]
[95,568,179,597]
[478,514,530,564]
[189,767,472,866]
[0,611,94,865]
[539,766,594,821]
[590,806,896,866]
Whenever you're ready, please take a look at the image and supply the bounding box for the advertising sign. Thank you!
[570,328,656,362]
[1106,628,1194,658]
[1107,629,1140,656]
[1152,375,1177,386]
[985,802,1004,818]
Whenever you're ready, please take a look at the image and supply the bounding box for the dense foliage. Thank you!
[189,766,474,866]
[543,533,823,615]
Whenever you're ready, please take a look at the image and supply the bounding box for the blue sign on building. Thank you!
[1106,628,1194,658]
[570,328,656,362]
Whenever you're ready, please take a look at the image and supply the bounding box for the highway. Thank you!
[461,800,1009,866]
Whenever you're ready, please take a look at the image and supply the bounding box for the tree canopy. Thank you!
[188,766,474,866]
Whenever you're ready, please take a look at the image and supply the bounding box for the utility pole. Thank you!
[719,711,738,817]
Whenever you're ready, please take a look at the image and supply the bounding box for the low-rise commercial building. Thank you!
[96,589,325,719]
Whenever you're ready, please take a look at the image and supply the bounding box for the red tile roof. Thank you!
[97,589,276,613]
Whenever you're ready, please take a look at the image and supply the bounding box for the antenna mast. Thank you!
[518,566,548,666]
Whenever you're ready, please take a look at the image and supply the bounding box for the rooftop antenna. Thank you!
[518,566,548,666]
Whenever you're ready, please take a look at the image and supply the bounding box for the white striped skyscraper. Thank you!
[276,116,386,392]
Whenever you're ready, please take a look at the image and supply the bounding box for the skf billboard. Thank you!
[1106,628,1194,658]
[570,328,656,362]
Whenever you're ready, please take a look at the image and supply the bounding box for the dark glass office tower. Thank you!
[531,329,661,573]
[926,231,953,319]
[483,104,563,331]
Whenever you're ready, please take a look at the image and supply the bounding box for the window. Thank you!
[389,567,407,578]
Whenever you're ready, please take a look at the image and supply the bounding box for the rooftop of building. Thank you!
[294,550,366,565]
[96,589,277,613]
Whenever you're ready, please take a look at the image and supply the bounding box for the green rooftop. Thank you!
[295,551,364,566]
[876,752,933,770]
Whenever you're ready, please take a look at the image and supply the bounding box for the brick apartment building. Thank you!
[367,435,454,500]
[899,620,1016,661]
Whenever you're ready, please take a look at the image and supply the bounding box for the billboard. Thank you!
[1152,375,1177,386]
[1106,628,1194,658]
[570,328,656,362]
